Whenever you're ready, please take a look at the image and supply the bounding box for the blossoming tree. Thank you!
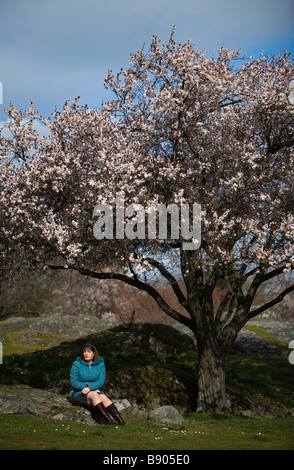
[1,31,293,412]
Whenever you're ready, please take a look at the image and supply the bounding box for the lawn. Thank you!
[0,413,293,451]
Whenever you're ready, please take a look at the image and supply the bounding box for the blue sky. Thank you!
[0,0,293,122]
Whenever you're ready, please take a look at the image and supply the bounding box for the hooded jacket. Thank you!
[70,356,106,398]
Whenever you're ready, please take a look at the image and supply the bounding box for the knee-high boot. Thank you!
[94,402,115,425]
[106,403,125,426]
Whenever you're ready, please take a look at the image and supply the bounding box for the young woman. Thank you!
[70,342,125,425]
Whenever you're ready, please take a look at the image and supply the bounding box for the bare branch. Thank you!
[145,257,187,307]
[248,284,294,319]
[48,264,193,330]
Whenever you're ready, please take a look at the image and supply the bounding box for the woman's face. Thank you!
[83,348,94,362]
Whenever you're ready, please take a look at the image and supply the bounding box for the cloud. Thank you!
[0,0,293,119]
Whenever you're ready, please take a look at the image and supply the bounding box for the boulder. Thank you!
[106,365,189,413]
[149,405,184,424]
[0,385,131,426]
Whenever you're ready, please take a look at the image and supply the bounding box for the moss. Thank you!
[3,332,66,356]
[108,365,188,411]
[244,325,288,349]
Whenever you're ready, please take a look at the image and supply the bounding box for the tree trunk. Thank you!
[185,266,228,413]
[196,334,227,413]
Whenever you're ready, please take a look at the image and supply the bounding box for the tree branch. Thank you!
[248,284,294,319]
[145,257,187,307]
[48,264,194,330]
[246,265,287,308]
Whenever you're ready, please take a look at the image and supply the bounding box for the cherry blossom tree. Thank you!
[1,30,294,412]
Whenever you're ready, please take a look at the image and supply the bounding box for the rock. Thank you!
[0,385,68,415]
[227,389,294,419]
[113,399,131,412]
[149,405,184,424]
[234,320,294,359]
[0,384,134,425]
[106,365,189,413]
[234,328,286,359]
[103,322,196,356]
[0,315,121,347]
[0,385,115,425]
[52,408,97,426]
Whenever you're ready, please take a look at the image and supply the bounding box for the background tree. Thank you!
[0,267,177,323]
[1,30,293,412]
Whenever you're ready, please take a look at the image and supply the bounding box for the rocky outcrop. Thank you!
[0,385,132,426]
[0,314,294,422]
[0,383,188,424]
[1,381,293,425]
[0,314,122,347]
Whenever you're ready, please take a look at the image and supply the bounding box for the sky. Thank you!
[0,0,293,123]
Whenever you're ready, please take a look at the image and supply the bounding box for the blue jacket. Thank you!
[70,356,106,398]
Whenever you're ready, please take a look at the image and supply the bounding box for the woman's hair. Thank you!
[82,343,99,361]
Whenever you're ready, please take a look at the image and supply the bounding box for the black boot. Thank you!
[106,403,125,426]
[94,402,115,425]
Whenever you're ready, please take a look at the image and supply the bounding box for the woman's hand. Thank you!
[81,387,90,394]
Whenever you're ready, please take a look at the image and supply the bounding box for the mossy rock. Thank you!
[106,365,190,413]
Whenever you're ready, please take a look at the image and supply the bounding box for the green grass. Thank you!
[225,355,294,407]
[0,413,293,450]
